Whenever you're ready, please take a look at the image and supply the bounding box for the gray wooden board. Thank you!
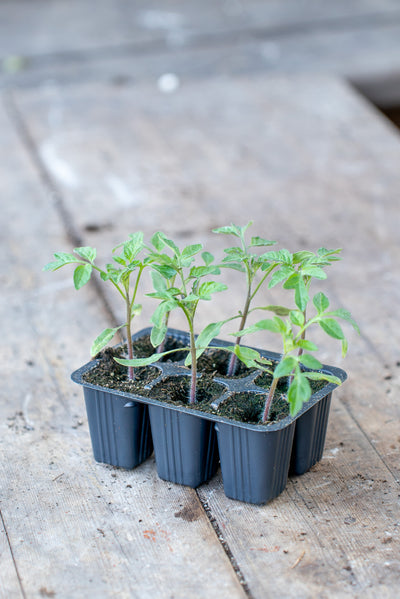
[0,97,246,598]
[198,399,400,598]
[1,1,400,107]
[1,0,400,57]
[0,514,23,599]
[9,74,400,596]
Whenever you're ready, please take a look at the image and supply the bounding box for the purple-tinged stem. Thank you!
[126,299,135,381]
[188,328,197,404]
[262,377,278,423]
[227,291,251,376]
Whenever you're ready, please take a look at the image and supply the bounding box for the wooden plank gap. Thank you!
[1,90,122,340]
[0,510,27,599]
[198,493,256,599]
[6,9,400,69]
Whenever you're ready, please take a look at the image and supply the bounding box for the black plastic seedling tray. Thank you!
[72,328,347,503]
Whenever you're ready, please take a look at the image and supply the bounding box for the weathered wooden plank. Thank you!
[0,96,246,598]
[3,23,400,98]
[198,399,400,599]
[10,74,400,596]
[0,514,23,599]
[0,431,246,599]
[2,0,400,58]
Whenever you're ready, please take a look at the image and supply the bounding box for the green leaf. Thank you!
[318,247,342,260]
[113,256,127,266]
[220,261,245,272]
[43,252,78,271]
[341,337,349,358]
[151,231,166,252]
[292,251,315,264]
[238,318,282,335]
[195,321,224,354]
[152,264,177,279]
[101,264,123,285]
[268,266,294,288]
[120,233,144,262]
[297,339,318,352]
[147,288,176,301]
[299,354,323,370]
[202,251,214,266]
[182,244,203,259]
[150,324,167,348]
[115,353,164,367]
[73,264,92,289]
[290,310,305,327]
[250,236,276,247]
[301,265,327,279]
[151,270,167,293]
[42,261,61,272]
[181,292,198,304]
[151,299,177,328]
[74,246,96,263]
[257,305,292,316]
[288,374,311,416]
[266,249,292,264]
[304,372,341,386]
[223,247,244,259]
[313,292,330,314]
[319,318,345,340]
[295,278,309,312]
[212,224,241,237]
[197,281,227,300]
[91,326,122,356]
[130,303,142,317]
[273,356,297,379]
[160,235,180,256]
[282,273,299,290]
[232,346,271,370]
[189,265,220,279]
[54,251,77,263]
[327,309,360,334]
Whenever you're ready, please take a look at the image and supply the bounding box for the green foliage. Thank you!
[91,326,124,357]
[234,284,358,420]
[43,236,150,378]
[213,222,279,375]
[45,224,357,419]
[122,232,228,403]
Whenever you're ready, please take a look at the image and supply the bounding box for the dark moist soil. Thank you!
[83,336,328,425]
[83,335,187,394]
[210,372,326,424]
[197,348,253,377]
[148,375,225,406]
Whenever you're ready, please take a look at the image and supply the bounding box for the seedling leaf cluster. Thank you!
[44,224,358,423]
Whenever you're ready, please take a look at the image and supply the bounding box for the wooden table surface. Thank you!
[1,2,400,598]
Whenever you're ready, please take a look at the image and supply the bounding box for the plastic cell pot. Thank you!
[71,328,347,502]
[148,404,219,488]
[215,419,296,504]
[74,382,153,470]
[289,391,333,476]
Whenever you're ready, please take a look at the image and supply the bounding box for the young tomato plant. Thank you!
[116,232,228,404]
[267,247,342,357]
[213,223,279,375]
[235,290,359,421]
[43,233,151,380]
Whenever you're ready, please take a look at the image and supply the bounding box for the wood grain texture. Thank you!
[0,513,23,599]
[10,73,400,597]
[2,0,400,57]
[0,97,246,599]
[1,0,400,107]
[199,399,400,598]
